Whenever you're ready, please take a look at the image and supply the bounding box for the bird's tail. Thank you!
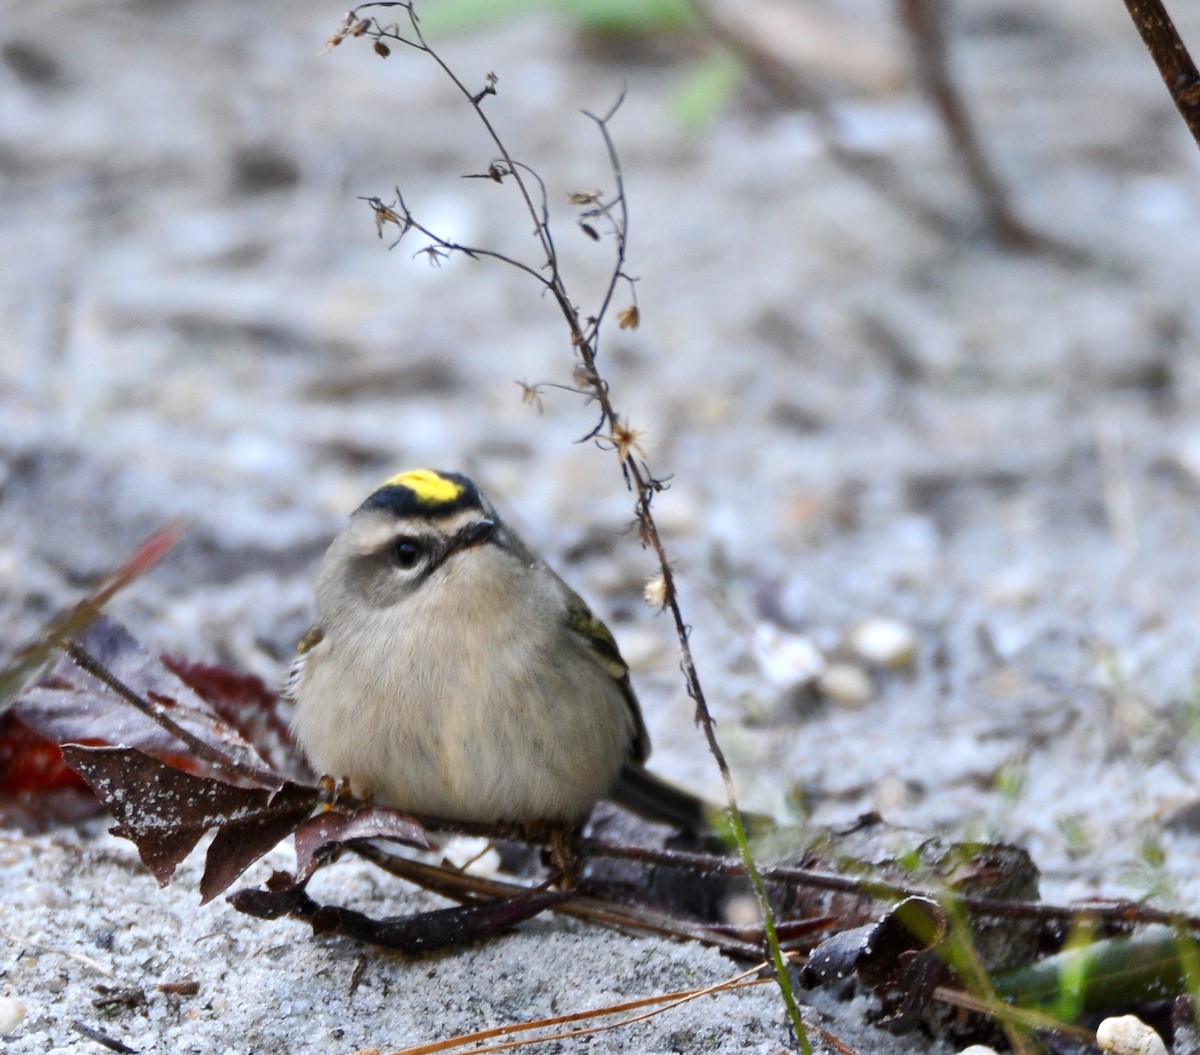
[611,763,773,835]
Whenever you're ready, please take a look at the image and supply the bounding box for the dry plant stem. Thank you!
[1121,0,1200,149]
[388,962,774,1055]
[686,0,957,239]
[0,523,185,712]
[339,6,810,1049]
[810,1025,865,1055]
[691,0,1080,261]
[61,640,283,790]
[349,843,765,959]
[0,929,115,978]
[578,838,1200,933]
[897,0,1040,249]
[574,101,812,1055]
[71,1020,137,1055]
[933,986,1095,1044]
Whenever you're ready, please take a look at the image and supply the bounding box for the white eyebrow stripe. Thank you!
[348,519,421,555]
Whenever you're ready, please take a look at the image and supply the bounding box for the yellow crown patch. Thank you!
[383,469,465,506]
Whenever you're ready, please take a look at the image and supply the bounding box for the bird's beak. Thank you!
[448,517,496,554]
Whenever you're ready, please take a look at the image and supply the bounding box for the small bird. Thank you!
[288,468,708,830]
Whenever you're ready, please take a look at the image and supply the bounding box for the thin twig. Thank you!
[387,960,773,1055]
[61,641,282,790]
[575,837,1200,933]
[897,0,1040,249]
[687,0,960,238]
[690,0,1083,263]
[349,843,765,959]
[0,523,185,712]
[1120,0,1200,150]
[70,1021,138,1054]
[570,100,813,1055]
[0,928,115,978]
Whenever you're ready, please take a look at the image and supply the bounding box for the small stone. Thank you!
[753,623,825,689]
[0,996,26,1035]
[1096,1014,1168,1055]
[848,617,918,669]
[817,664,873,707]
[980,567,1040,607]
[441,837,500,878]
[1172,429,1200,484]
[956,1047,999,1055]
[722,894,760,929]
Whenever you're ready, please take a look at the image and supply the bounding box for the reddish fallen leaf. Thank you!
[15,618,274,782]
[163,657,303,777]
[62,745,320,899]
[200,782,326,903]
[292,805,429,880]
[0,715,95,795]
[0,715,106,825]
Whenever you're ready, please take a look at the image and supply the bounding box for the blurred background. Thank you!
[4,0,1200,903]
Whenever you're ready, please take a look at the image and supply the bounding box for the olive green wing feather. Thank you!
[562,585,651,764]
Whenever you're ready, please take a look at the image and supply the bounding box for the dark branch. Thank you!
[1120,0,1200,150]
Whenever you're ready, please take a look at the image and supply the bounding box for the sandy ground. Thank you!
[4,0,1200,1050]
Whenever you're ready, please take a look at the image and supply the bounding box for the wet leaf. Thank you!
[201,782,323,903]
[61,745,319,895]
[804,896,948,1031]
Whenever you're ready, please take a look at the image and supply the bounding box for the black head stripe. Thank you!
[358,469,485,519]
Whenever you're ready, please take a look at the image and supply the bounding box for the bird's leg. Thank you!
[520,820,583,886]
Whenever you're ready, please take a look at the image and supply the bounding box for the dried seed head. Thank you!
[607,419,646,463]
[644,572,668,609]
[516,380,544,413]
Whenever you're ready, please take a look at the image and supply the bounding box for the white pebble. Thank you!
[0,996,26,1035]
[1172,429,1200,484]
[848,617,918,668]
[817,663,874,707]
[441,836,501,877]
[956,1047,999,1055]
[753,623,825,689]
[1096,1015,1167,1055]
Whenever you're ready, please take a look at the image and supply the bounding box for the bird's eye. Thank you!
[391,538,424,570]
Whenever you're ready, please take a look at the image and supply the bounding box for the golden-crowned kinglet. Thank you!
[288,468,707,830]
